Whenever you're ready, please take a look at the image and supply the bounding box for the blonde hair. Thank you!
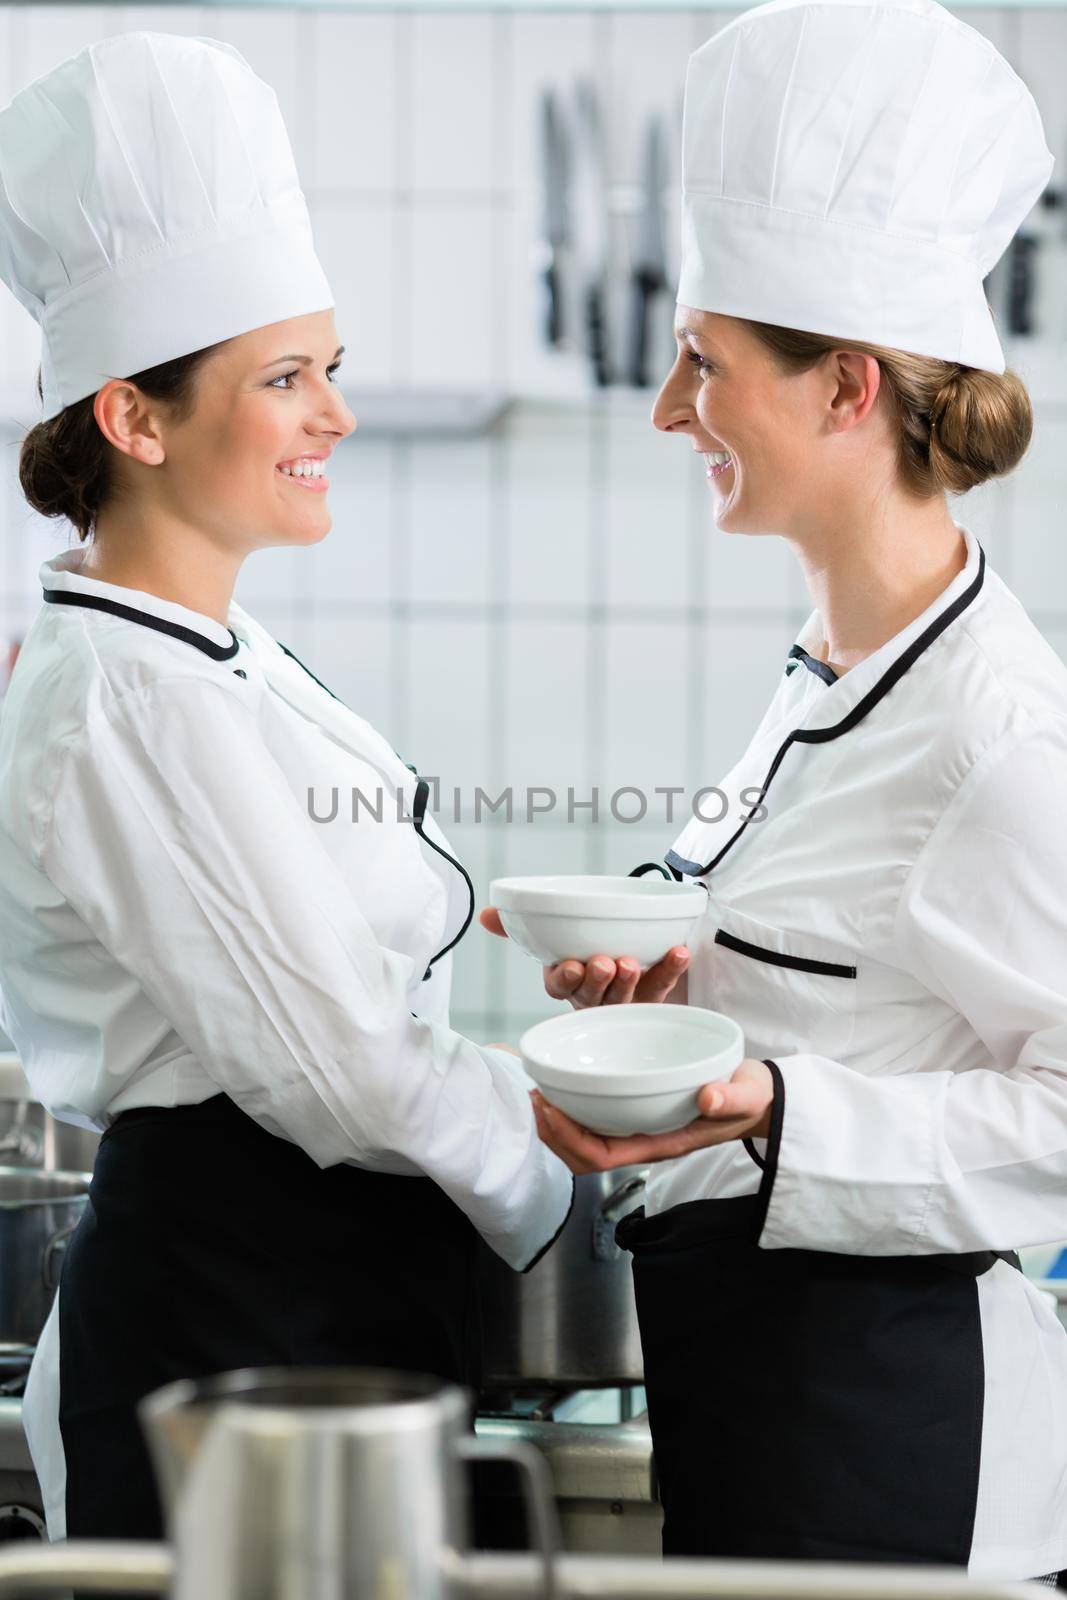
[744,318,1034,498]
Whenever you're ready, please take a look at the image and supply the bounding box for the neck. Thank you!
[783,496,967,676]
[80,513,241,631]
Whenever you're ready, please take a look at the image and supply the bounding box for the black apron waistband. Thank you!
[105,1092,247,1135]
[615,1194,1021,1277]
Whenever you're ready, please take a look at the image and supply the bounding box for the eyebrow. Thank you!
[674,324,712,345]
[261,345,345,369]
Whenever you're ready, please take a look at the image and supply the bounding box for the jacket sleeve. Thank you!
[758,718,1067,1256]
[38,677,573,1271]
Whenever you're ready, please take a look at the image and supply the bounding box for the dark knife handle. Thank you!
[586,283,610,388]
[1007,233,1038,336]
[628,270,661,388]
[542,260,562,347]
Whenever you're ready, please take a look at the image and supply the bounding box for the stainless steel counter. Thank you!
[0,1398,32,1472]
[475,1410,662,1557]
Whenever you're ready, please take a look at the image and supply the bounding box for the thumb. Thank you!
[697,1074,766,1119]
[479,908,508,939]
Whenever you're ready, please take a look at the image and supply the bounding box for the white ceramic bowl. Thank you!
[520,1004,745,1137]
[490,875,707,971]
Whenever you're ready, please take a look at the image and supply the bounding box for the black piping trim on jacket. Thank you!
[410,777,476,978]
[276,639,346,703]
[742,1134,765,1171]
[42,587,240,662]
[522,1175,577,1274]
[276,639,476,981]
[753,1058,786,1236]
[671,545,986,878]
[628,860,685,883]
[714,927,857,979]
[786,643,838,686]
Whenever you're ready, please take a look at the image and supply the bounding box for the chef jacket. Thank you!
[0,547,573,1273]
[648,518,1067,1579]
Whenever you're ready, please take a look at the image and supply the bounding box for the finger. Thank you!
[531,1095,599,1174]
[572,956,617,1009]
[634,946,690,1002]
[581,1112,754,1166]
[696,1077,768,1119]
[479,908,507,938]
[601,958,641,1005]
[545,960,586,1001]
[533,1095,628,1171]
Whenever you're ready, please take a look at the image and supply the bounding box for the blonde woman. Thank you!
[489,0,1067,1583]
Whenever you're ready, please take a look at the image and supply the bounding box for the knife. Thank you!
[572,80,611,388]
[628,115,669,388]
[534,89,568,348]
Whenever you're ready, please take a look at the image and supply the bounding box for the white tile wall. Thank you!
[0,5,1065,1050]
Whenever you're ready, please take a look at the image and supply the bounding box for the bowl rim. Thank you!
[520,1004,744,1097]
[491,874,707,920]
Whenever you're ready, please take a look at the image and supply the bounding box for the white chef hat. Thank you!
[0,31,334,423]
[678,0,1054,374]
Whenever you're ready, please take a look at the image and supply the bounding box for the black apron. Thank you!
[58,1094,482,1540]
[616,1059,1018,1567]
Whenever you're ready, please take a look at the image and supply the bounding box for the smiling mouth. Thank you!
[276,464,329,493]
[704,451,733,481]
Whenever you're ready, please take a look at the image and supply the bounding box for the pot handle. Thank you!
[42,1219,79,1292]
[592,1169,650,1262]
[454,1434,559,1600]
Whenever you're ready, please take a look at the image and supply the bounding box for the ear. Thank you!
[92,379,167,467]
[827,350,881,434]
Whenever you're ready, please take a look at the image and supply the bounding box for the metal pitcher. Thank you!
[139,1366,560,1600]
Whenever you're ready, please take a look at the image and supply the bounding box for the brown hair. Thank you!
[743,318,1033,498]
[17,343,223,543]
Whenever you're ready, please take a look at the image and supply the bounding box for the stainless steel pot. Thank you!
[477,1168,648,1388]
[0,1167,90,1345]
[0,1053,100,1173]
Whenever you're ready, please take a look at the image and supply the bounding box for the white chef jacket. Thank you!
[0,546,572,1272]
[649,518,1067,1579]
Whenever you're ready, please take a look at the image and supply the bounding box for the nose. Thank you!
[651,354,696,435]
[322,386,358,440]
[335,385,358,435]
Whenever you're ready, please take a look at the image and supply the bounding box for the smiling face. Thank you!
[172,308,357,552]
[96,308,358,560]
[651,308,872,540]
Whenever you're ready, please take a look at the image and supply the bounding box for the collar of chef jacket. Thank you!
[38,545,419,789]
[37,547,475,977]
[666,518,987,881]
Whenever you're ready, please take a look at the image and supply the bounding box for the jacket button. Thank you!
[233,669,247,679]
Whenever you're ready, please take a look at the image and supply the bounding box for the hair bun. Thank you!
[927,365,1033,495]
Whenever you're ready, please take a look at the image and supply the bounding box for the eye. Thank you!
[270,362,343,391]
[685,350,716,379]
